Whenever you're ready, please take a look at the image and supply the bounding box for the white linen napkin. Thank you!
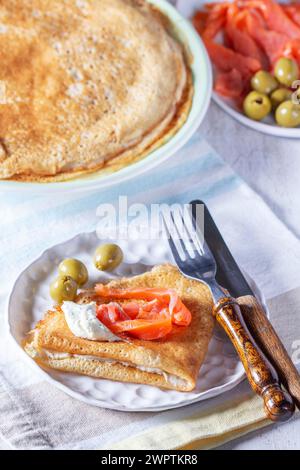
[1,0,300,450]
[0,130,300,449]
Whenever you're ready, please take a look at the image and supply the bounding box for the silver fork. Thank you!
[162,205,294,422]
[162,206,225,305]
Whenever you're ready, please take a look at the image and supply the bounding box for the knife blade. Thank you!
[190,199,300,410]
[191,200,252,298]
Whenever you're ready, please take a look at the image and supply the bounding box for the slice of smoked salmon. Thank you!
[96,302,173,340]
[225,5,268,67]
[192,11,209,35]
[96,302,132,325]
[201,3,229,40]
[283,5,300,28]
[95,285,192,327]
[204,39,261,77]
[245,11,289,65]
[283,39,300,68]
[242,0,300,39]
[215,68,245,98]
[112,318,173,341]
[95,286,192,341]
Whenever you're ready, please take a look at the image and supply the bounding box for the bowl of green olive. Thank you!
[213,56,300,138]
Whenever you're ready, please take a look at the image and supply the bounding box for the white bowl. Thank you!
[206,0,300,138]
[214,92,300,139]
[0,0,212,193]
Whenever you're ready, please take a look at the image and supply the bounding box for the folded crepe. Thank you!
[24,265,215,392]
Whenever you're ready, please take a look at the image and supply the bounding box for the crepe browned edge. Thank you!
[3,1,194,184]
[24,265,214,392]
[11,74,193,184]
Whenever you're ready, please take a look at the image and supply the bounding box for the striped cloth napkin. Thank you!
[0,132,300,449]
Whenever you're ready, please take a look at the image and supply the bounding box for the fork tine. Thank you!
[163,207,199,260]
[183,206,205,255]
[163,205,217,280]
[170,210,189,260]
[163,206,200,263]
[175,206,198,259]
[189,205,216,259]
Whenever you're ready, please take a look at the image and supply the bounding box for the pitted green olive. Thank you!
[274,57,299,87]
[94,244,123,272]
[243,91,272,121]
[58,258,88,286]
[50,276,78,303]
[251,70,278,95]
[270,88,292,109]
[275,100,300,128]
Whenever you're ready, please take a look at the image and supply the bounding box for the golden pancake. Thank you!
[0,0,193,182]
[24,265,215,392]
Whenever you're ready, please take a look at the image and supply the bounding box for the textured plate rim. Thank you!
[6,230,268,412]
[0,0,213,193]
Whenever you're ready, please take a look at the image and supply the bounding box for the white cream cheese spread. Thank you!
[61,301,120,342]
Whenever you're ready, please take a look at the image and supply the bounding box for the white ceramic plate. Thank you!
[213,92,300,139]
[7,231,267,412]
[0,0,212,193]
[204,0,300,138]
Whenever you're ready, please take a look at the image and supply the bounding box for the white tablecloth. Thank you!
[0,0,299,450]
[179,0,300,449]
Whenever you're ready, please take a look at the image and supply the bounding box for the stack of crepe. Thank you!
[0,0,193,182]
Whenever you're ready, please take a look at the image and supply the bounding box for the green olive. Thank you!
[58,258,88,286]
[94,244,123,272]
[50,275,78,304]
[274,57,299,87]
[251,70,278,95]
[270,88,292,109]
[275,100,300,127]
[243,91,272,121]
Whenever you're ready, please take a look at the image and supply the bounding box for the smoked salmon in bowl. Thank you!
[193,0,300,137]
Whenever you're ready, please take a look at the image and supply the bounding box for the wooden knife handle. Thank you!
[238,295,300,410]
[214,297,295,422]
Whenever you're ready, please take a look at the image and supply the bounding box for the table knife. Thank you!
[191,199,300,411]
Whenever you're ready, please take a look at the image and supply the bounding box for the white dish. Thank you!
[201,0,300,138]
[0,0,212,193]
[7,231,267,412]
[213,92,300,139]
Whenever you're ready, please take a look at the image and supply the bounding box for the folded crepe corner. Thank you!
[24,265,215,392]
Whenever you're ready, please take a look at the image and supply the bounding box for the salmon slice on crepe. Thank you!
[24,265,215,392]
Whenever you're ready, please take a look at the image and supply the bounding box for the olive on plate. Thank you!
[270,88,293,110]
[275,100,300,128]
[94,244,123,272]
[50,276,78,304]
[58,258,88,286]
[243,91,272,121]
[251,70,278,95]
[274,57,299,87]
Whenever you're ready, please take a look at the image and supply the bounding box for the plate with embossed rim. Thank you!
[6,231,268,412]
